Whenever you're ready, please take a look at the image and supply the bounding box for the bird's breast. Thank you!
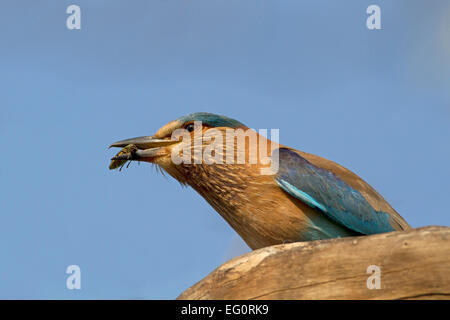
[182,163,321,249]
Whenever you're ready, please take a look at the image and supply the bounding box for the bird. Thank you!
[109,112,410,250]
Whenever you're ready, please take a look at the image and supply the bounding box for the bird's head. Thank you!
[109,112,263,183]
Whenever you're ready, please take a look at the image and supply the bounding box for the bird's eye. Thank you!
[186,124,195,132]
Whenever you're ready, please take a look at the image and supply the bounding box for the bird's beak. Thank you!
[109,136,178,160]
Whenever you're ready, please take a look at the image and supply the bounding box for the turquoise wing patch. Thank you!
[275,148,395,235]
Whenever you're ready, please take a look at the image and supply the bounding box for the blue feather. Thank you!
[276,179,328,212]
[275,148,395,235]
[177,112,246,129]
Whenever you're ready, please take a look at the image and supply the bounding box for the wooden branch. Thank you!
[178,226,450,300]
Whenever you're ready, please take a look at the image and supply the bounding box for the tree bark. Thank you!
[178,226,450,300]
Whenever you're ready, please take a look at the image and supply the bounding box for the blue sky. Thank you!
[1,1,449,299]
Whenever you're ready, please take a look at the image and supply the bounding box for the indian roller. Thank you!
[109,112,410,250]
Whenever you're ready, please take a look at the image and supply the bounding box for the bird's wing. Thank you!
[275,147,395,235]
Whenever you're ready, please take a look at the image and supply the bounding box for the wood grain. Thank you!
[178,226,450,300]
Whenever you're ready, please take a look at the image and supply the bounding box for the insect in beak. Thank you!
[109,144,139,171]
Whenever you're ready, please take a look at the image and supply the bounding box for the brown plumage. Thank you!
[110,113,410,250]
